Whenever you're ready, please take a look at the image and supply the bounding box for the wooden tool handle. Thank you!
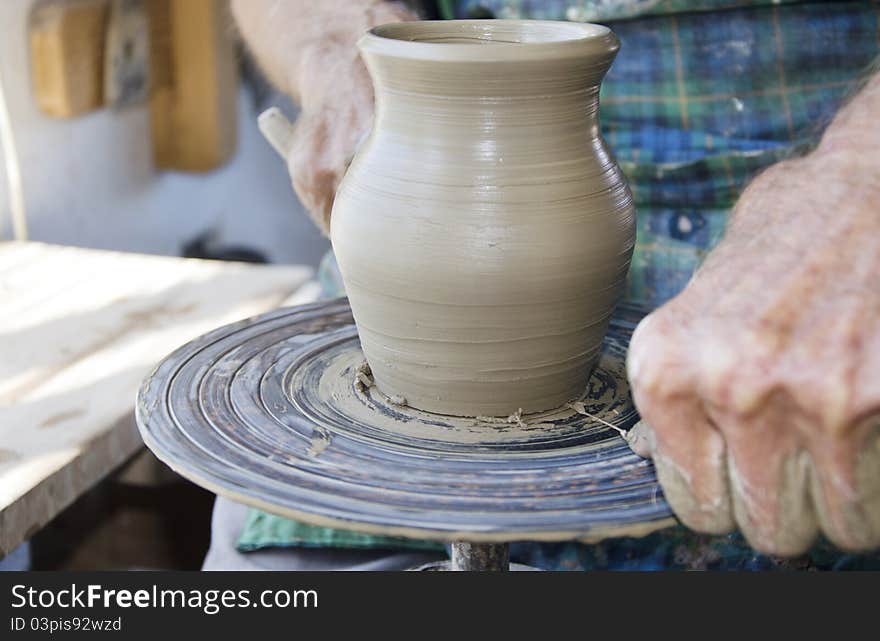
[258,107,295,160]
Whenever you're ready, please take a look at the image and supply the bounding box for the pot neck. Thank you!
[358,22,619,140]
[362,54,613,136]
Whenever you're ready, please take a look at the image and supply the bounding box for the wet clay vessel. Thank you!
[265,20,635,417]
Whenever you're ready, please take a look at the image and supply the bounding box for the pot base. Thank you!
[364,360,601,419]
[300,330,635,448]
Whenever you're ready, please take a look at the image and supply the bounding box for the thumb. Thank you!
[286,114,336,236]
[625,420,656,459]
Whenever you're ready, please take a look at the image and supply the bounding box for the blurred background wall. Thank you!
[0,0,330,267]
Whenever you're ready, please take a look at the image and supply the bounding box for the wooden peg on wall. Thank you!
[29,0,110,118]
[148,0,239,172]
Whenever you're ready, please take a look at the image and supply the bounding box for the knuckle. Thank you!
[627,310,691,396]
[698,334,768,417]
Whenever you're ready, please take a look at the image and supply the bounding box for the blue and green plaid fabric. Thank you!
[239,0,880,569]
[453,0,879,303]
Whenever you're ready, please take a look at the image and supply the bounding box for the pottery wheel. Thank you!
[136,297,674,543]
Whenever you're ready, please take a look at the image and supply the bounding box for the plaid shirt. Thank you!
[451,0,880,304]
[240,1,880,569]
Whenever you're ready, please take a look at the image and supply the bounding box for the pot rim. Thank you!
[359,19,619,63]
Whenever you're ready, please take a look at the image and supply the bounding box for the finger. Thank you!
[852,423,880,548]
[711,380,819,556]
[728,430,819,556]
[625,420,655,459]
[287,116,336,235]
[809,419,880,551]
[637,392,734,534]
[295,165,337,233]
[627,310,735,533]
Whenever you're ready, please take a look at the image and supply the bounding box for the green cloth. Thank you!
[238,510,444,552]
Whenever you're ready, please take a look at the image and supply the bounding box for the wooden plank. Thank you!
[148,0,238,171]
[29,0,109,118]
[0,241,313,555]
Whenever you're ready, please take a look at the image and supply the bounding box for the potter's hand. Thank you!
[627,74,880,556]
[282,43,376,233]
[232,0,416,234]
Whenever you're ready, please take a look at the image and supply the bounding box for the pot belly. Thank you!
[331,181,634,417]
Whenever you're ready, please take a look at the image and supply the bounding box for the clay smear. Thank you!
[354,361,408,407]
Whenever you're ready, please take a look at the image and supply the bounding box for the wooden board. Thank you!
[0,241,312,555]
[29,0,109,118]
[148,0,238,171]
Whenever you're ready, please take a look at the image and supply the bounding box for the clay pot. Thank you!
[265,20,635,417]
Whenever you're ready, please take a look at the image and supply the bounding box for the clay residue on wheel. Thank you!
[313,347,632,448]
[475,408,528,429]
[354,360,408,407]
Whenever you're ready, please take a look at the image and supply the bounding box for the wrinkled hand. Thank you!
[282,2,413,234]
[627,151,880,555]
[233,0,415,234]
[285,42,374,234]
